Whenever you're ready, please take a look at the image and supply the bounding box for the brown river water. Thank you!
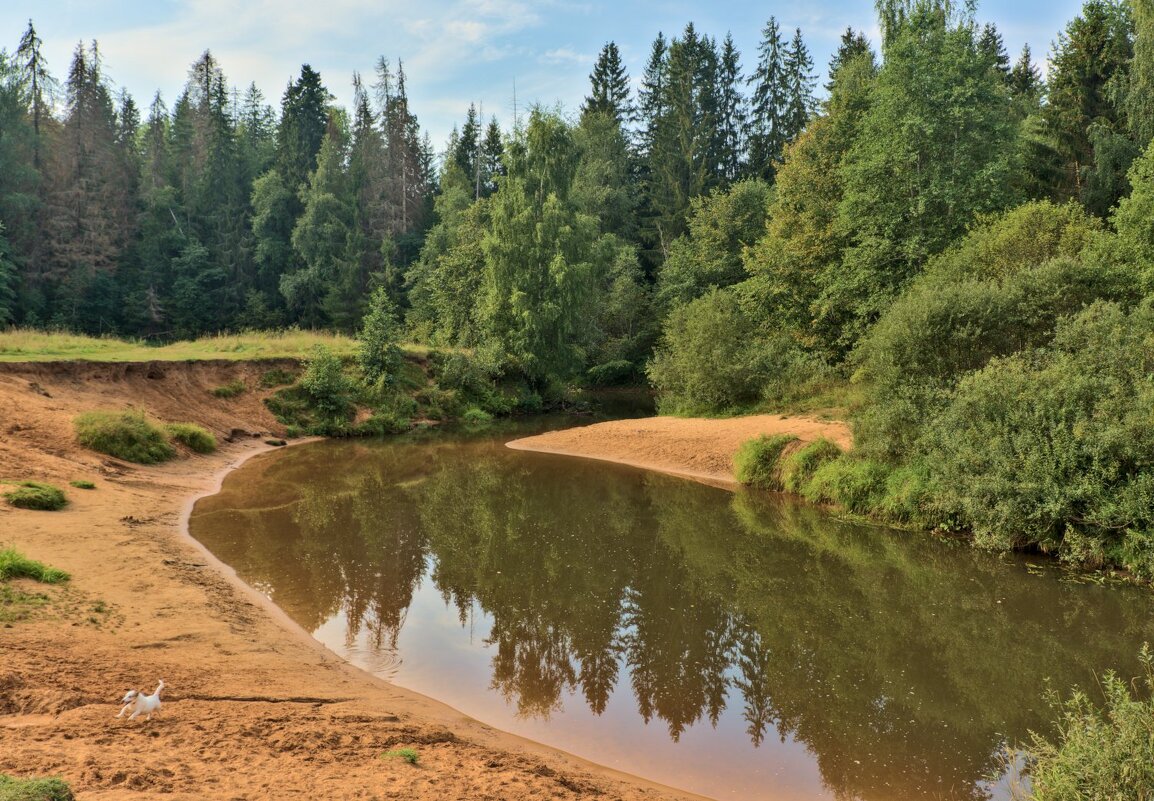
[189,422,1154,801]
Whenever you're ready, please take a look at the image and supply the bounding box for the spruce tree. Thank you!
[717,33,746,182]
[826,28,871,92]
[583,42,632,124]
[15,20,56,170]
[747,17,787,180]
[1009,44,1043,100]
[978,23,1011,79]
[782,28,816,144]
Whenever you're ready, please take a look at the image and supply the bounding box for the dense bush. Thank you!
[298,345,355,420]
[647,288,774,415]
[0,548,69,583]
[924,301,1154,569]
[734,434,798,490]
[74,411,176,464]
[1018,647,1154,800]
[853,255,1142,458]
[803,456,892,515]
[0,775,74,801]
[165,423,217,454]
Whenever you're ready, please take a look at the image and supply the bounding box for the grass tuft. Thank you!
[3,482,67,511]
[779,438,843,494]
[68,480,95,490]
[381,747,419,765]
[210,379,246,398]
[165,423,217,454]
[0,548,69,583]
[0,774,74,801]
[734,434,798,491]
[74,411,176,464]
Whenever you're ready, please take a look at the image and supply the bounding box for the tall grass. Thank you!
[0,547,69,583]
[0,328,431,363]
[74,411,175,464]
[2,481,67,511]
[734,434,798,490]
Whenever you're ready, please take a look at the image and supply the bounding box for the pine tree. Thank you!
[15,19,56,170]
[747,17,787,180]
[479,118,504,197]
[276,65,331,195]
[1043,0,1133,205]
[826,28,872,92]
[978,23,1011,79]
[453,103,482,198]
[716,33,746,182]
[1129,0,1154,148]
[1009,44,1043,100]
[583,42,632,124]
[636,32,669,157]
[782,28,816,144]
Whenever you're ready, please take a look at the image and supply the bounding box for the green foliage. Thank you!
[803,456,891,515]
[211,379,246,398]
[647,289,771,415]
[830,2,1020,353]
[356,287,403,385]
[1020,646,1154,800]
[923,301,1154,567]
[0,775,74,801]
[779,438,842,494]
[381,747,419,765]
[0,548,69,583]
[461,407,493,426]
[68,480,95,490]
[3,482,67,511]
[656,180,772,314]
[165,423,217,454]
[734,434,798,490]
[74,411,176,464]
[259,368,298,388]
[298,345,355,420]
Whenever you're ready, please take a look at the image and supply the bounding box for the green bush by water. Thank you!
[1017,646,1154,800]
[0,548,69,583]
[74,411,175,464]
[734,434,798,490]
[165,423,217,454]
[0,775,74,801]
[3,482,67,511]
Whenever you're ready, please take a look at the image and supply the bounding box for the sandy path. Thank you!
[0,362,709,801]
[507,414,853,487]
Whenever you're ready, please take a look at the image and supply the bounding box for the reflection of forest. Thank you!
[191,437,1154,801]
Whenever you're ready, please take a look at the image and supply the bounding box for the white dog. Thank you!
[117,679,165,720]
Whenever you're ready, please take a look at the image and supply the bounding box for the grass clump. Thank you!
[259,368,297,388]
[74,411,175,464]
[165,423,217,454]
[3,482,67,511]
[210,379,246,398]
[1015,646,1154,800]
[68,480,95,490]
[0,774,74,801]
[0,548,69,583]
[779,438,842,493]
[734,434,798,491]
[381,747,419,765]
[461,406,493,426]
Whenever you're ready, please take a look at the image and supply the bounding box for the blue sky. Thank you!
[1,0,1087,153]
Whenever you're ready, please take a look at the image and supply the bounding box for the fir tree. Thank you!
[782,28,816,143]
[15,19,56,170]
[717,33,746,182]
[747,16,787,180]
[583,41,632,124]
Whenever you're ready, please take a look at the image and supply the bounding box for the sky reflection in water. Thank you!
[190,427,1154,801]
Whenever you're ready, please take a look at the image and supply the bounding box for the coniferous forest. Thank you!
[4,0,1154,577]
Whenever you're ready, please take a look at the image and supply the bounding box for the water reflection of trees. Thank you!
[193,439,1154,801]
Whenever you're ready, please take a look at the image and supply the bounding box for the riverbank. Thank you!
[507,414,853,488]
[0,361,712,801]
